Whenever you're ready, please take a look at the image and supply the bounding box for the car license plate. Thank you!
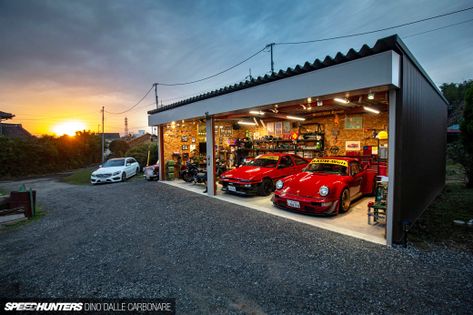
[287,200,300,208]
[228,185,236,192]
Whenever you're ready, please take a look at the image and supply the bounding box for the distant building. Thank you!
[0,123,32,139]
[126,133,157,148]
[103,133,121,141]
[447,124,461,142]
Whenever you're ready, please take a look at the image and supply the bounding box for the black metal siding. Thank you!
[392,55,447,242]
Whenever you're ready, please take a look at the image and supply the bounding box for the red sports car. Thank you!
[219,153,310,196]
[272,157,377,215]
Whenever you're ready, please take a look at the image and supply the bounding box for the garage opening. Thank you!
[160,87,391,244]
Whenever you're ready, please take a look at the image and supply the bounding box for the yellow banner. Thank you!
[311,158,348,167]
[257,155,280,161]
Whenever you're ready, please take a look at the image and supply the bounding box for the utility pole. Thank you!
[266,43,275,75]
[154,83,159,109]
[124,117,128,138]
[101,106,105,163]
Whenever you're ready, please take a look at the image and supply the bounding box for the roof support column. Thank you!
[158,124,165,181]
[206,116,216,196]
[386,88,397,246]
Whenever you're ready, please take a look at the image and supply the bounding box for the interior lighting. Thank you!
[334,98,349,104]
[238,121,257,126]
[317,100,323,107]
[249,110,265,115]
[286,115,306,121]
[368,93,375,100]
[364,106,380,114]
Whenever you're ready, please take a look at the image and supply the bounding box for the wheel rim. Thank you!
[122,173,126,181]
[342,190,350,211]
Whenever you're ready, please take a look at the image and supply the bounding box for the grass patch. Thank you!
[446,162,465,183]
[409,183,473,251]
[61,167,94,185]
[4,205,46,229]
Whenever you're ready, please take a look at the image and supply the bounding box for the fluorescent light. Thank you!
[252,117,259,126]
[307,97,312,103]
[249,110,264,115]
[286,115,306,121]
[368,93,375,100]
[364,106,380,114]
[334,98,349,104]
[317,100,323,107]
[238,121,256,126]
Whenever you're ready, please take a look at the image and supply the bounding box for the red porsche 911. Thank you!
[272,157,377,215]
[219,153,309,196]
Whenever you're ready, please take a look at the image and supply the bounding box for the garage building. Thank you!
[147,35,448,246]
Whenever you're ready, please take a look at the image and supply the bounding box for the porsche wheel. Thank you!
[339,188,350,213]
[258,178,274,196]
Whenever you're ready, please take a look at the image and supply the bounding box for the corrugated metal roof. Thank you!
[148,34,445,115]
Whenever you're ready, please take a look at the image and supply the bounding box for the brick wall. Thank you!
[162,112,388,163]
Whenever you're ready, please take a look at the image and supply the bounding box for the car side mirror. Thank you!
[126,163,131,166]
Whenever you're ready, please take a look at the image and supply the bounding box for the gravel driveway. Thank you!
[0,178,472,314]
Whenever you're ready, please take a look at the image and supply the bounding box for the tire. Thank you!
[121,172,127,182]
[258,178,274,196]
[136,167,140,175]
[339,188,350,213]
[182,172,193,183]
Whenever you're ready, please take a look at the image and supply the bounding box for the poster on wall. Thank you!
[275,122,283,135]
[190,144,196,151]
[181,136,188,142]
[345,141,361,151]
[345,116,363,129]
[266,122,274,134]
[182,145,189,150]
[283,121,291,134]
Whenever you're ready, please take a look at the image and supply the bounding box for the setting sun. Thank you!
[52,121,87,136]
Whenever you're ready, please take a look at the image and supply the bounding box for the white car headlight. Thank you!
[275,180,284,190]
[113,171,121,176]
[319,185,329,196]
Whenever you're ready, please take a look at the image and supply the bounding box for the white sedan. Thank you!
[90,157,140,184]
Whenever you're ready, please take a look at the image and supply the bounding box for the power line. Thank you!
[156,46,267,86]
[274,5,473,45]
[404,17,473,39]
[105,85,154,115]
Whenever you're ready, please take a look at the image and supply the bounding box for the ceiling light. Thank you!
[334,98,349,104]
[317,100,323,107]
[249,110,265,115]
[300,104,306,110]
[238,121,257,126]
[368,93,375,100]
[307,97,312,103]
[364,106,380,114]
[286,115,306,121]
[253,117,259,126]
[307,106,312,111]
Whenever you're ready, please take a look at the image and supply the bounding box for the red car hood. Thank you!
[221,166,274,181]
[280,172,346,198]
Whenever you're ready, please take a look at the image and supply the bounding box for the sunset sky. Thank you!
[1,0,472,136]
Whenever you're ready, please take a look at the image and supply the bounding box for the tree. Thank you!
[125,143,158,167]
[109,140,129,157]
[461,84,473,187]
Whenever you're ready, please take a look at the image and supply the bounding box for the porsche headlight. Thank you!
[319,185,329,196]
[112,171,121,176]
[275,180,284,190]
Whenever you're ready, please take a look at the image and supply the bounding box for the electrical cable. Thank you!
[104,85,154,115]
[274,5,473,45]
[156,46,267,86]
[403,17,473,39]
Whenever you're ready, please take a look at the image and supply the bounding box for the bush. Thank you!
[0,131,101,178]
[125,143,158,167]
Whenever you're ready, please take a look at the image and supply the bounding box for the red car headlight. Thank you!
[319,185,329,196]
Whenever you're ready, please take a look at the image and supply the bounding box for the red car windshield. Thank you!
[305,163,347,175]
[247,157,279,168]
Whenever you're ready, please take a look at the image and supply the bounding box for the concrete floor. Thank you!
[162,179,386,245]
